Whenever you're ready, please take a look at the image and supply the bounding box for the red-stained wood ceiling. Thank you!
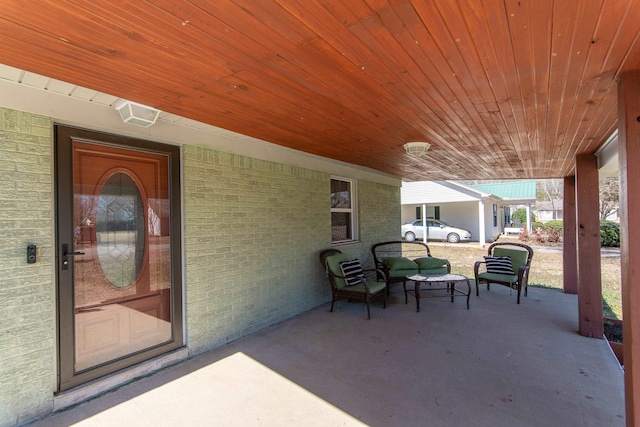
[1,0,639,180]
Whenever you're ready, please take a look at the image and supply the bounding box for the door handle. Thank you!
[61,243,85,271]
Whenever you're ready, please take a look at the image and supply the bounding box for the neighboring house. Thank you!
[534,200,563,222]
[0,73,402,424]
[401,180,537,246]
[470,181,537,233]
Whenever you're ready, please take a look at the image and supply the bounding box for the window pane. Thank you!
[425,206,434,219]
[331,179,351,208]
[96,172,145,289]
[331,212,351,241]
[72,141,172,373]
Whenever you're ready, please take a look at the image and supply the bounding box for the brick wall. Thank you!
[0,108,54,426]
[357,180,402,266]
[183,146,330,354]
[182,146,400,354]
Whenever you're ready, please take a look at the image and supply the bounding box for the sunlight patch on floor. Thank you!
[71,352,366,426]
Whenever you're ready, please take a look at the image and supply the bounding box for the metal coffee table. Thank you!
[404,273,471,312]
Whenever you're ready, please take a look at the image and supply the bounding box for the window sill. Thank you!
[331,240,360,247]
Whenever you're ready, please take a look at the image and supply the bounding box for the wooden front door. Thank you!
[56,126,182,391]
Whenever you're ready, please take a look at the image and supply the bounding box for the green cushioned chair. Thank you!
[372,241,451,294]
[319,249,387,319]
[474,242,533,304]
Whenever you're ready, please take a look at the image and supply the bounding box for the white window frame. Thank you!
[330,176,358,244]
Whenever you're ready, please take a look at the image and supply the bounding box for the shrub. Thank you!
[512,208,536,226]
[544,220,564,233]
[518,229,530,242]
[533,229,546,244]
[600,221,620,248]
[532,221,545,230]
[547,228,561,243]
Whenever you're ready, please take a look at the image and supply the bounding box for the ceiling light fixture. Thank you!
[114,99,160,127]
[403,141,431,157]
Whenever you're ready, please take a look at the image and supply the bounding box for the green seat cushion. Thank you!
[414,257,448,270]
[381,257,419,271]
[493,248,529,270]
[477,271,518,284]
[344,280,387,294]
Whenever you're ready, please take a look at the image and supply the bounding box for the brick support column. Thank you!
[618,70,640,427]
[563,176,577,294]
[575,154,603,339]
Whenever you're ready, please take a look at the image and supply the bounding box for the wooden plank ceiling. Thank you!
[1,0,639,180]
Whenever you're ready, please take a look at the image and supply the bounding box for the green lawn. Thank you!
[425,243,622,319]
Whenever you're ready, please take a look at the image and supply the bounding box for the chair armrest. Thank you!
[474,260,485,277]
[331,271,370,290]
[375,260,389,271]
[372,262,391,283]
[517,265,530,283]
[369,268,388,284]
[363,268,388,287]
[331,268,387,294]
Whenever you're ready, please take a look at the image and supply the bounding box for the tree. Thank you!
[600,178,619,220]
[536,179,563,220]
[512,208,536,226]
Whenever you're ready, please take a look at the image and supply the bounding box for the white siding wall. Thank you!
[401,205,419,225]
[403,201,502,243]
[440,202,479,239]
[401,181,479,204]
[483,202,501,242]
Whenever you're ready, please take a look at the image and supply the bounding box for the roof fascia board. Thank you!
[0,76,401,187]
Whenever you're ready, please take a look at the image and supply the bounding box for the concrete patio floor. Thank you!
[30,284,624,426]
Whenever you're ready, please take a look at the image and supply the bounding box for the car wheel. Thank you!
[447,233,460,243]
[405,231,416,242]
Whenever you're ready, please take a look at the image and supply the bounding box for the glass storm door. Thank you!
[56,126,182,391]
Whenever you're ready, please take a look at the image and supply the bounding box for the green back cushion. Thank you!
[414,257,448,270]
[326,253,349,289]
[493,248,529,271]
[381,257,419,270]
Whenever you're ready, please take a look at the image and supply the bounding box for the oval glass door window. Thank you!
[96,172,145,288]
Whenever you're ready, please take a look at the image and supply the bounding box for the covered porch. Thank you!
[31,286,624,426]
[1,1,639,425]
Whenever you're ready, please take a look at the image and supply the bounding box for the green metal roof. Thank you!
[470,181,537,200]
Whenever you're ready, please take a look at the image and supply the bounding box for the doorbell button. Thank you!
[27,244,37,264]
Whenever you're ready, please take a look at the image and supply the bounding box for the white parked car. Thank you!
[401,219,472,243]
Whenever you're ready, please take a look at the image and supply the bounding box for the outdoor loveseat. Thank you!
[371,241,450,294]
